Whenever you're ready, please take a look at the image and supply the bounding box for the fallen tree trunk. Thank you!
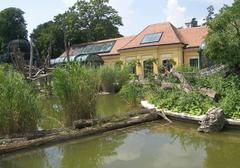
[0,111,161,156]
[198,88,219,101]
[169,70,218,100]
[171,70,193,92]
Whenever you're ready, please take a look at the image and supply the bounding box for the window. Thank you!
[162,59,173,71]
[190,58,199,67]
[141,33,162,44]
[143,60,154,78]
[74,41,115,55]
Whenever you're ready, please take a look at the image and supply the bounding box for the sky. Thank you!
[0,0,234,37]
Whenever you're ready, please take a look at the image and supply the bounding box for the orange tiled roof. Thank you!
[60,22,208,58]
[99,36,135,57]
[178,26,208,48]
[120,22,183,50]
[60,36,135,57]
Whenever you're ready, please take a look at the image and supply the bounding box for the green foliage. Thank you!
[52,63,99,126]
[146,71,240,118]
[31,21,64,59]
[195,73,240,117]
[31,0,123,59]
[205,1,240,65]
[0,65,41,135]
[146,86,214,116]
[0,7,27,53]
[176,65,198,73]
[119,81,144,106]
[98,65,130,92]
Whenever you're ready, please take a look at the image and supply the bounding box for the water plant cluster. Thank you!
[0,65,41,135]
[120,67,240,118]
[1,62,240,136]
[53,63,131,126]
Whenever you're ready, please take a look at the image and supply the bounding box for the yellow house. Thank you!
[60,22,207,78]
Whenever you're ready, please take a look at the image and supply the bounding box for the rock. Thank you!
[161,82,174,90]
[198,108,225,133]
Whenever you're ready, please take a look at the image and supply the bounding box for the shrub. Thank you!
[0,65,41,135]
[99,65,130,93]
[52,63,99,126]
[98,66,116,92]
[119,80,144,106]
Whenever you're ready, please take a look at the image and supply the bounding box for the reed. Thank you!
[0,65,41,135]
[52,63,99,126]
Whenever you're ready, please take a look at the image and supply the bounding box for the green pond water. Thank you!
[40,94,140,129]
[1,95,240,168]
[1,121,240,168]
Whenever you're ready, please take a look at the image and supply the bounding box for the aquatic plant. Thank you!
[119,80,144,106]
[98,65,130,93]
[0,65,41,135]
[52,62,99,126]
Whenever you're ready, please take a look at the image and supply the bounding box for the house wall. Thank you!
[119,44,184,77]
[183,48,200,67]
[101,55,120,65]
[101,45,200,77]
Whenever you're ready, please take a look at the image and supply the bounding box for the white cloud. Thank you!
[61,0,77,7]
[190,0,234,6]
[108,0,135,35]
[163,0,186,26]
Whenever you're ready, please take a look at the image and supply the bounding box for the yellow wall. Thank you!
[101,55,120,65]
[119,44,184,77]
[183,48,200,67]
[101,45,200,77]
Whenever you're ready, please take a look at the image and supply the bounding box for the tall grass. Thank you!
[119,80,144,106]
[52,63,99,126]
[98,65,130,93]
[0,65,41,135]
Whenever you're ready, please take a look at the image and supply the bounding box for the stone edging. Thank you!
[141,100,240,127]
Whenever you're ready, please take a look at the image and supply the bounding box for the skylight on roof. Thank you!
[74,41,115,55]
[141,32,162,44]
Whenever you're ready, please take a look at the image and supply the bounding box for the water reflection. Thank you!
[40,94,139,130]
[1,121,240,168]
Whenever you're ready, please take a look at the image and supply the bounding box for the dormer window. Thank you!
[140,32,162,44]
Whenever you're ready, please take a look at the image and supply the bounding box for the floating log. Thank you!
[0,111,161,156]
[73,119,98,129]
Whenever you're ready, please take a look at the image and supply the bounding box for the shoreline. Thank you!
[1,101,240,157]
[141,100,240,128]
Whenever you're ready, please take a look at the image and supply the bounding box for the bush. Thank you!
[0,65,41,135]
[52,63,99,126]
[119,80,144,106]
[98,65,130,93]
[147,71,240,118]
[145,87,214,116]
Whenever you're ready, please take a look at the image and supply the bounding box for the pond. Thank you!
[40,94,140,129]
[1,121,240,168]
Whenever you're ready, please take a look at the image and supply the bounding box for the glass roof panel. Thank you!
[74,41,115,55]
[141,33,162,44]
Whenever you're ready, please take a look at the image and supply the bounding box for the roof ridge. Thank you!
[169,23,183,44]
[120,24,151,50]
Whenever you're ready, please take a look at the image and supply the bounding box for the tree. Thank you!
[31,21,64,59]
[31,0,123,59]
[206,5,215,22]
[205,0,240,69]
[0,8,27,53]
